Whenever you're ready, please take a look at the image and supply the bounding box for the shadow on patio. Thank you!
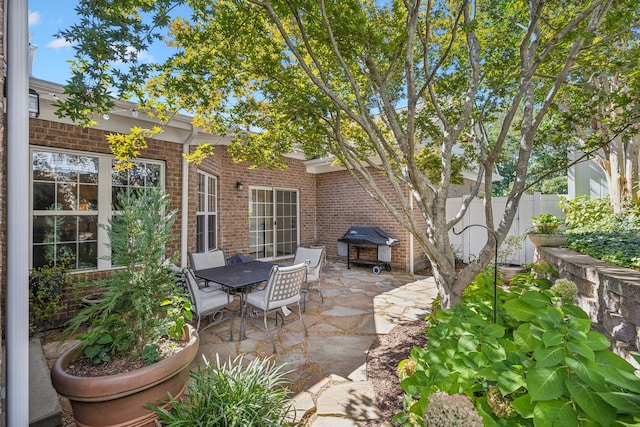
[191,261,438,425]
[41,261,437,426]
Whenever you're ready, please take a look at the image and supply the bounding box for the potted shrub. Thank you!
[51,187,198,427]
[527,213,568,247]
[497,235,528,284]
[531,213,561,233]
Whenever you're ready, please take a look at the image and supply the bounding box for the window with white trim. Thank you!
[31,148,164,270]
[196,171,217,252]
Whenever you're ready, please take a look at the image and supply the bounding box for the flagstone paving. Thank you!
[192,261,438,426]
[42,261,438,426]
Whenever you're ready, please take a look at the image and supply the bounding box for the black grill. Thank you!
[338,226,399,274]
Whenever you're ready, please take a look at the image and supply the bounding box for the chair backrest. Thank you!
[293,246,325,282]
[263,263,307,309]
[183,268,203,313]
[189,250,226,270]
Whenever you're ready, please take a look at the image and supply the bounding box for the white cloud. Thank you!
[47,38,73,50]
[136,50,155,63]
[111,46,155,65]
[28,11,41,26]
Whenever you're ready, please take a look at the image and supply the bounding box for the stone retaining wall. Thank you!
[536,247,640,369]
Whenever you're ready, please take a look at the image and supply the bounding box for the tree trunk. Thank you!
[593,132,639,214]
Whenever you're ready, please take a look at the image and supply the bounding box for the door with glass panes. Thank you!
[249,187,298,260]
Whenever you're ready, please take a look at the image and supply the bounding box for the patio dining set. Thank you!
[177,246,326,353]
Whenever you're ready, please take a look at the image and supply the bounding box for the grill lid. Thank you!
[338,225,399,246]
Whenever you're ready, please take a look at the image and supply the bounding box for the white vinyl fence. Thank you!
[447,193,566,265]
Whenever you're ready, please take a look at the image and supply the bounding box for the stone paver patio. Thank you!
[42,261,438,426]
[190,261,438,425]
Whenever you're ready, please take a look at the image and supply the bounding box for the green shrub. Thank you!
[560,196,613,231]
[62,188,190,363]
[151,355,293,426]
[29,256,75,332]
[560,196,640,270]
[395,267,640,427]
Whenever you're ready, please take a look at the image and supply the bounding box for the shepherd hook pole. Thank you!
[453,224,498,323]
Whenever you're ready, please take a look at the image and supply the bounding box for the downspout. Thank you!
[180,125,199,267]
[409,189,414,273]
[6,1,30,424]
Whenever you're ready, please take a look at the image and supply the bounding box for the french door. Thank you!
[249,187,299,260]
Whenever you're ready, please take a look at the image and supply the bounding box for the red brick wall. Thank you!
[315,169,412,270]
[190,147,317,257]
[28,118,185,266]
[316,170,474,272]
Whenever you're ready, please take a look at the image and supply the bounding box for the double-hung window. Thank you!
[196,171,217,252]
[31,148,163,270]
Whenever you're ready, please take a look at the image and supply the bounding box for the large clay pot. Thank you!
[499,264,528,284]
[51,325,199,427]
[528,233,568,247]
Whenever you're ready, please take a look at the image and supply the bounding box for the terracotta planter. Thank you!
[499,264,528,284]
[51,325,199,427]
[528,233,568,247]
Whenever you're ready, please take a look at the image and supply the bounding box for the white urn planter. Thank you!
[528,233,568,247]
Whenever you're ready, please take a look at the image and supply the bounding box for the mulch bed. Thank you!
[365,319,428,426]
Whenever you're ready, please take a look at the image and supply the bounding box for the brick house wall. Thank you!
[185,146,317,256]
[316,170,477,272]
[29,118,185,264]
[315,169,410,270]
[23,116,317,278]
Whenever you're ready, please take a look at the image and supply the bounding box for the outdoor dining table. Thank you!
[194,260,275,338]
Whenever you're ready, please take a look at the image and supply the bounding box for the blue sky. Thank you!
[28,1,79,84]
[28,1,171,86]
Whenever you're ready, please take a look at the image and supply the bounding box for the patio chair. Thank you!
[241,262,308,353]
[293,246,326,311]
[183,268,234,338]
[188,250,226,290]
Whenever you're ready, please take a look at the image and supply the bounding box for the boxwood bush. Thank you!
[395,266,640,426]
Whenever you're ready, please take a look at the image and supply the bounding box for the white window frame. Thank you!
[30,147,165,271]
[195,171,218,252]
[249,186,299,261]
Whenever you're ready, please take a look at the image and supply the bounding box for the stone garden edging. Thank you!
[536,247,640,369]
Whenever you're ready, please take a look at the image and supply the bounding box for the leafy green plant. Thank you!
[395,267,640,426]
[560,196,640,270]
[497,235,524,266]
[141,344,161,365]
[161,294,193,341]
[29,256,75,332]
[62,187,188,364]
[83,332,113,364]
[530,213,562,234]
[560,196,614,231]
[150,355,293,426]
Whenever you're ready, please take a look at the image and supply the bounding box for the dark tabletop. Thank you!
[194,260,274,290]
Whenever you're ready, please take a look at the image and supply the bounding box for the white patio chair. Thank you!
[293,246,326,311]
[183,268,234,339]
[240,262,308,353]
[188,250,226,290]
